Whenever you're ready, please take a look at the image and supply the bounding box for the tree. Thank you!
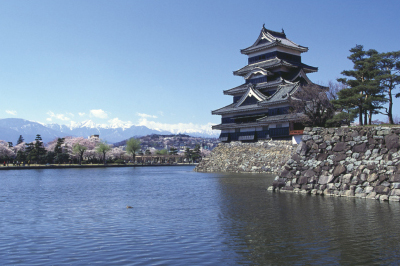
[375,51,400,124]
[109,147,125,160]
[327,81,347,101]
[44,151,56,164]
[25,142,35,162]
[156,149,168,155]
[336,45,384,125]
[33,134,47,163]
[169,146,178,155]
[16,150,26,163]
[96,142,111,164]
[289,84,336,127]
[17,135,24,145]
[73,143,87,165]
[14,142,25,162]
[0,140,15,160]
[126,138,141,162]
[184,147,192,163]
[54,153,69,164]
[326,108,358,127]
[54,138,65,154]
[192,144,201,162]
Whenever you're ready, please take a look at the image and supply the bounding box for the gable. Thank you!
[240,95,259,106]
[235,86,266,108]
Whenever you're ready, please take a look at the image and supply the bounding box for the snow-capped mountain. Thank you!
[0,118,219,144]
[0,118,67,144]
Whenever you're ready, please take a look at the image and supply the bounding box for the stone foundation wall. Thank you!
[270,126,400,202]
[194,140,295,173]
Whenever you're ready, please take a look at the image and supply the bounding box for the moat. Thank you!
[1,166,400,265]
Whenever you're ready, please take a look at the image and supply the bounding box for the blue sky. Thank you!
[1,0,399,132]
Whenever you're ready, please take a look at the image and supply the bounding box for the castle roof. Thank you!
[223,78,284,95]
[240,26,308,55]
[258,81,300,106]
[213,81,301,115]
[233,58,317,76]
[224,68,313,96]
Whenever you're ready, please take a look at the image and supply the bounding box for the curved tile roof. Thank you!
[241,26,308,55]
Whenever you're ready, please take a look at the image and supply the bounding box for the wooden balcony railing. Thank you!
[289,130,304,135]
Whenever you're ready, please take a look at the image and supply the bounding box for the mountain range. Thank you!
[0,118,219,144]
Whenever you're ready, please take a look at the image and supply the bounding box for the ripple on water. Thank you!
[1,167,400,265]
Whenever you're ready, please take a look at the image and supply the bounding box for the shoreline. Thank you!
[0,163,197,171]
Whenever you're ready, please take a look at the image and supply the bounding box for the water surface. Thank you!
[0,166,399,265]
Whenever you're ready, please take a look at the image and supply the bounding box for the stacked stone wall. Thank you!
[270,126,400,202]
[194,140,295,173]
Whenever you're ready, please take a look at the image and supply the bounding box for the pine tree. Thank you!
[169,146,178,155]
[17,135,24,145]
[23,135,47,163]
[335,45,385,125]
[54,138,65,154]
[184,147,192,163]
[25,142,34,161]
[192,144,201,162]
[375,51,400,124]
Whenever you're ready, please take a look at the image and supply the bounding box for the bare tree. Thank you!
[327,80,347,101]
[289,84,336,127]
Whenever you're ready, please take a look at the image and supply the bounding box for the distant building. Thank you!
[89,134,99,140]
[212,25,320,142]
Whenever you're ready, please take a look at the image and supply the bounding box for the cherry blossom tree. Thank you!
[200,148,211,158]
[0,140,15,160]
[110,147,125,160]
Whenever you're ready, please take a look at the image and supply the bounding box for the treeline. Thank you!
[291,45,400,127]
[0,134,206,165]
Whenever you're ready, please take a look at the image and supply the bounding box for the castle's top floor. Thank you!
[240,25,308,57]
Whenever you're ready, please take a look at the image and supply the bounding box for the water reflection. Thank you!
[1,167,400,265]
[215,173,400,265]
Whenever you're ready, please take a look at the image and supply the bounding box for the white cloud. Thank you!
[137,112,157,119]
[90,109,108,119]
[6,110,17,116]
[78,112,85,116]
[67,112,74,117]
[137,118,217,136]
[46,118,52,121]
[46,111,71,121]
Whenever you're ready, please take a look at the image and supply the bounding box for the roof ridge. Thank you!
[262,25,286,38]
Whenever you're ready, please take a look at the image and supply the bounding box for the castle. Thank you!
[212,25,320,142]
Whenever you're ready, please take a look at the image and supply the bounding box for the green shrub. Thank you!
[115,159,125,165]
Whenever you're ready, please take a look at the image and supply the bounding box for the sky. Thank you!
[1,0,400,132]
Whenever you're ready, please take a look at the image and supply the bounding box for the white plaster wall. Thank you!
[221,129,235,133]
[241,128,256,132]
[248,46,302,58]
[248,73,264,79]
